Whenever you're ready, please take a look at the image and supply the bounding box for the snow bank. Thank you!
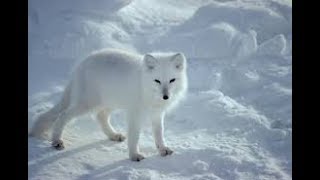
[28,0,292,179]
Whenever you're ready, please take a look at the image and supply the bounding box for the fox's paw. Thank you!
[52,140,65,150]
[159,146,173,156]
[130,153,145,162]
[110,133,126,142]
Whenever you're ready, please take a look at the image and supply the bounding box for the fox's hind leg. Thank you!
[97,109,126,142]
[51,105,86,150]
[30,83,71,140]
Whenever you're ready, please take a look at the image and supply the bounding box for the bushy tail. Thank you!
[29,83,72,139]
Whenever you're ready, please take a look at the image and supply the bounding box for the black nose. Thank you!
[163,95,169,100]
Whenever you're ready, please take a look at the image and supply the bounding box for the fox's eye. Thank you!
[154,79,161,84]
[170,78,176,83]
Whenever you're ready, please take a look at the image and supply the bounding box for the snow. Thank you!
[28,0,292,179]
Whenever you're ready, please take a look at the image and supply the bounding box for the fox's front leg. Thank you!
[127,110,145,161]
[152,112,173,156]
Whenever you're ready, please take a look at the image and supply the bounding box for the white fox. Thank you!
[29,48,188,161]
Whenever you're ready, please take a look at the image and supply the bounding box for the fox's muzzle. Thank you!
[162,87,169,100]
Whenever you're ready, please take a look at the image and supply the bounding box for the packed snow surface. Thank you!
[28,0,292,179]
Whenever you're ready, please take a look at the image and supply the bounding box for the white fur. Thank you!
[29,48,188,161]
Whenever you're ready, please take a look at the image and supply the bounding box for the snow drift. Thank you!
[28,0,292,179]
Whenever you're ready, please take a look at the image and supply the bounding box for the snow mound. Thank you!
[28,0,292,179]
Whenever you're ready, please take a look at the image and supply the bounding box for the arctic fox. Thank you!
[30,48,188,161]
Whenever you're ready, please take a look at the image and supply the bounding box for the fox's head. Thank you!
[142,52,188,106]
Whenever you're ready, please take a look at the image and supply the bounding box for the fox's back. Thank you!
[71,49,144,109]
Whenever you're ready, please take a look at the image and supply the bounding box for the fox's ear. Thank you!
[144,54,158,70]
[171,53,186,70]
